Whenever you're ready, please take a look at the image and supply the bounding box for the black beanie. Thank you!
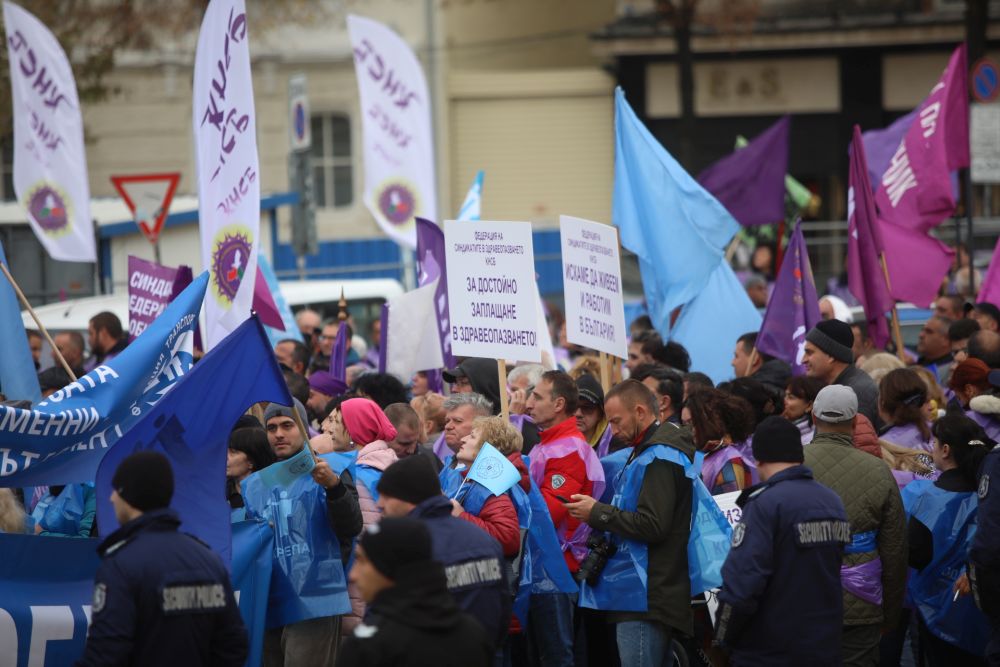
[805,320,855,364]
[360,517,433,579]
[376,455,442,504]
[576,373,605,408]
[752,416,804,464]
[111,451,174,511]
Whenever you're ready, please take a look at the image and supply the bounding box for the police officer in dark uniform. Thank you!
[76,451,247,667]
[971,428,1000,666]
[715,416,850,666]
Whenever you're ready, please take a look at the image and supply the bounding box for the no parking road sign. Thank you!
[972,57,1000,104]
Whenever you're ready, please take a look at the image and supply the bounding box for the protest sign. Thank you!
[713,490,743,527]
[0,523,272,667]
[0,274,207,487]
[193,0,261,350]
[559,216,627,360]
[3,2,95,262]
[348,15,436,248]
[127,256,179,341]
[444,220,539,363]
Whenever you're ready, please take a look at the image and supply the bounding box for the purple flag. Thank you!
[697,116,790,227]
[848,125,893,349]
[127,256,179,342]
[251,266,285,331]
[880,221,954,307]
[755,222,821,375]
[875,43,969,234]
[330,318,349,383]
[416,217,456,369]
[861,109,917,190]
[170,265,202,353]
[978,236,1000,307]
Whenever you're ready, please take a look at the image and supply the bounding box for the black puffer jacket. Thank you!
[339,562,492,667]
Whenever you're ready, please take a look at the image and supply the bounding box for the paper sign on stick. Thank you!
[444,220,540,362]
[559,216,628,359]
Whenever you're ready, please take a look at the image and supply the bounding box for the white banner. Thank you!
[193,0,260,349]
[559,215,628,359]
[385,280,443,381]
[348,15,436,249]
[445,220,539,362]
[3,2,94,262]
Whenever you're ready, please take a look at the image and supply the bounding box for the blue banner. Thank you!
[0,273,208,487]
[95,316,292,564]
[0,239,41,403]
[0,523,273,667]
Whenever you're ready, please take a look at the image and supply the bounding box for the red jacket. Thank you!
[458,472,521,557]
[536,417,594,572]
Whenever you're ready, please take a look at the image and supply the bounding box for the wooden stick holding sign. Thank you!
[0,261,77,381]
[744,347,759,378]
[497,359,510,422]
[599,351,612,393]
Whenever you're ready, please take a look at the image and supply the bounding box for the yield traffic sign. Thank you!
[110,172,181,245]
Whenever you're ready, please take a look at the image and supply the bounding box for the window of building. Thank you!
[309,113,353,208]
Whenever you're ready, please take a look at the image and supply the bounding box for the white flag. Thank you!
[192,0,260,350]
[348,15,436,249]
[385,281,443,381]
[3,2,94,262]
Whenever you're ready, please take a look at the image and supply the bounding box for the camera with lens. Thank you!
[575,532,617,585]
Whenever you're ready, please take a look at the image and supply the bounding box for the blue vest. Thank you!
[439,457,465,498]
[598,448,631,504]
[241,451,354,628]
[459,470,578,624]
[579,445,731,612]
[903,480,989,655]
[354,464,383,503]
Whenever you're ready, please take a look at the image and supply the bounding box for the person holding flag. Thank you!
[242,400,362,667]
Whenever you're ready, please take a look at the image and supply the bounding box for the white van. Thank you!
[22,278,404,343]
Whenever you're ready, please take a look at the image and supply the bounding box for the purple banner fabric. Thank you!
[756,222,821,374]
[979,236,1000,307]
[330,318,349,383]
[416,217,455,369]
[170,265,202,352]
[696,116,790,227]
[860,109,916,191]
[377,302,388,374]
[847,126,894,349]
[875,43,969,234]
[127,256,178,342]
[880,222,954,307]
[251,266,284,330]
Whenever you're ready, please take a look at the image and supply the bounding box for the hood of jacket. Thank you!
[368,561,465,631]
[460,358,503,416]
[851,413,882,459]
[357,440,398,472]
[508,451,530,492]
[752,358,792,393]
[970,394,1000,416]
[646,421,696,460]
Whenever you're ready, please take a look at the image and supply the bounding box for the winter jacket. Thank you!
[881,422,934,454]
[76,510,247,667]
[589,421,695,636]
[346,441,398,634]
[834,364,882,429]
[851,414,882,459]
[339,562,492,667]
[752,358,791,396]
[804,431,907,628]
[457,474,521,557]
[409,495,511,649]
[967,394,1000,442]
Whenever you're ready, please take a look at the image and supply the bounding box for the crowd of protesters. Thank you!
[3,291,1000,667]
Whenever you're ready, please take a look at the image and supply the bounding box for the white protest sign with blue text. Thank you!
[445,220,539,362]
[559,215,627,359]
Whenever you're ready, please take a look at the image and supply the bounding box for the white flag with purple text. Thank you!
[3,2,95,262]
[348,15,436,248]
[192,0,260,349]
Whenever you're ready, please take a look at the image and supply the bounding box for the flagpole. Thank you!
[745,347,759,377]
[0,262,77,381]
[878,253,907,362]
[497,359,509,422]
[288,403,318,462]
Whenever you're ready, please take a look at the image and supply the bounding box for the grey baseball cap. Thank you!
[812,385,858,423]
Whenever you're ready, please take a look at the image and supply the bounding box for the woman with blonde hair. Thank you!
[858,352,906,386]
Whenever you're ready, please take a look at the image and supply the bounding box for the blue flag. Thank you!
[457,170,484,221]
[669,261,762,385]
[255,444,315,488]
[756,222,821,375]
[259,255,303,348]
[95,316,292,564]
[0,240,41,403]
[232,520,275,667]
[613,87,739,334]
[466,442,521,497]
[0,274,207,487]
